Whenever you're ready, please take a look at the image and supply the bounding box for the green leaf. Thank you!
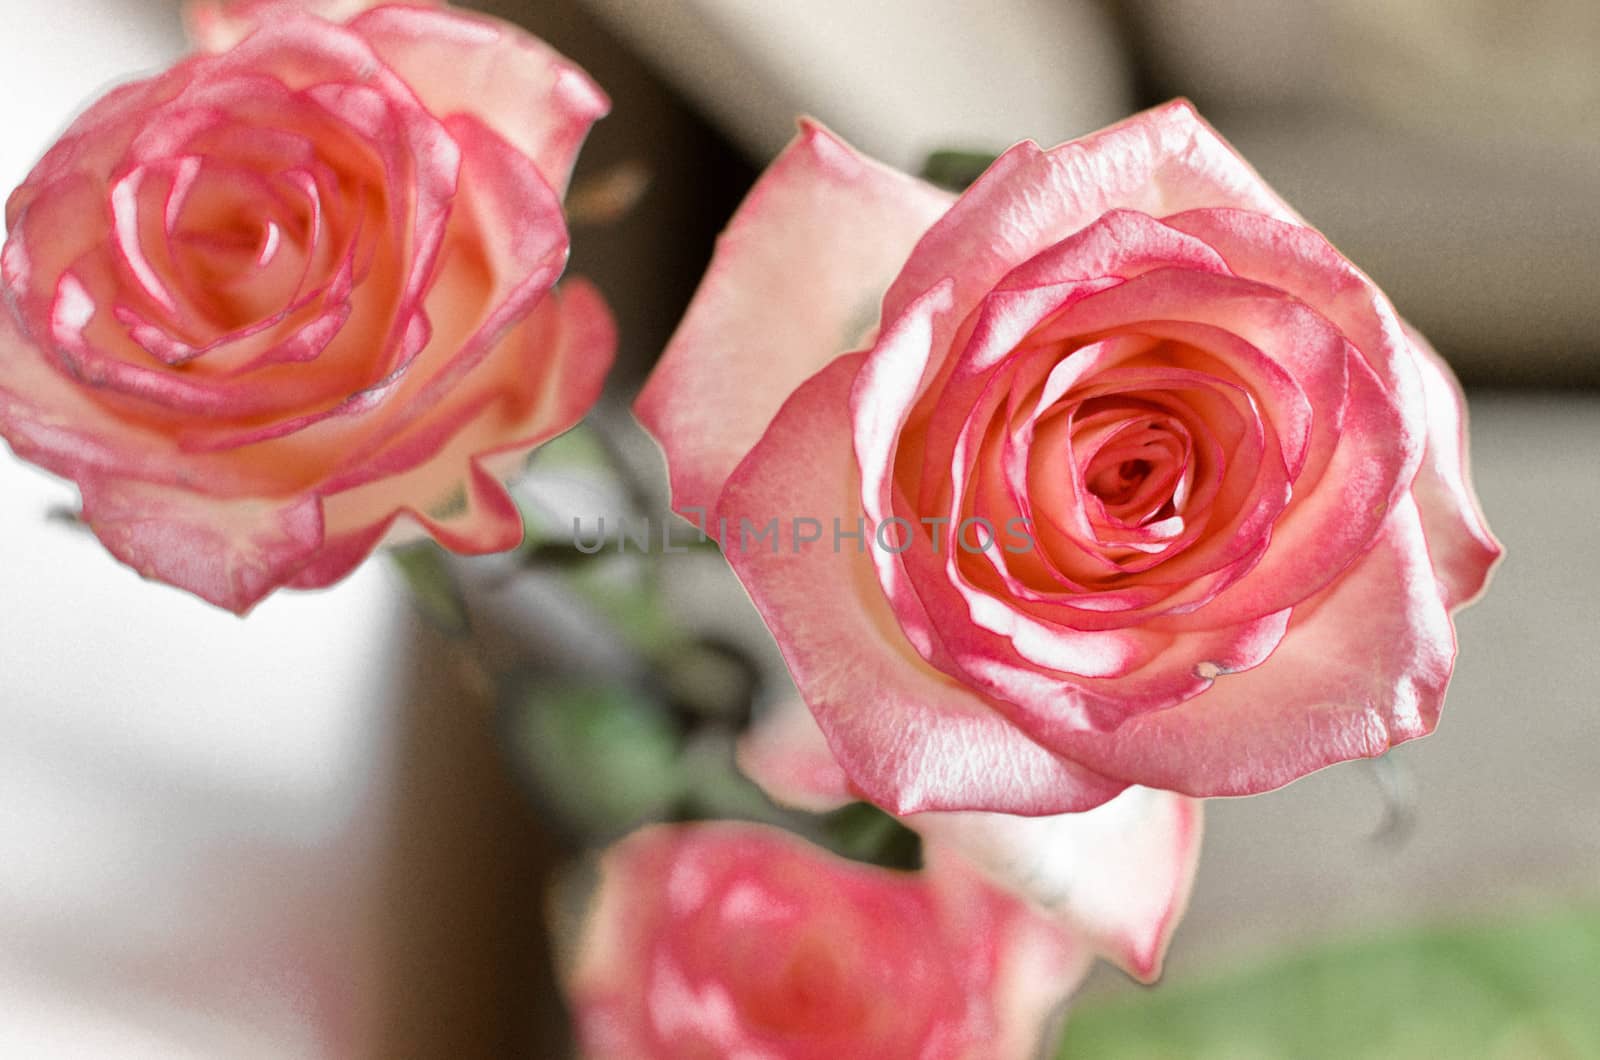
[508,682,683,839]
[1058,904,1600,1059]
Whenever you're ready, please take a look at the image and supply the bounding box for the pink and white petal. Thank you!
[717,354,1126,815]
[916,787,1201,983]
[1162,208,1427,437]
[737,694,857,814]
[0,305,282,498]
[346,4,607,194]
[303,110,570,478]
[851,280,988,679]
[52,77,463,430]
[5,65,196,231]
[880,100,1300,360]
[932,605,1290,744]
[210,109,571,475]
[293,278,615,589]
[1053,497,1456,796]
[638,120,954,517]
[77,475,326,615]
[1405,326,1502,610]
[183,0,441,52]
[1148,349,1409,634]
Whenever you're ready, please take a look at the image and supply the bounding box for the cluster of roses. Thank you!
[0,1,1499,1056]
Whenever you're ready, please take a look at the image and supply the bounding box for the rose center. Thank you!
[1076,415,1191,531]
[167,163,310,332]
[1088,457,1153,504]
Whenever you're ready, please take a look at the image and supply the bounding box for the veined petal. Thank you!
[0,302,260,494]
[78,476,325,615]
[183,0,443,52]
[1405,326,1502,609]
[292,278,615,590]
[917,787,1201,983]
[717,354,1126,815]
[347,4,608,194]
[878,100,1302,393]
[638,120,953,518]
[1051,497,1456,796]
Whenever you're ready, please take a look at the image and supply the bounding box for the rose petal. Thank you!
[917,787,1201,983]
[173,108,567,492]
[571,822,1089,1060]
[1162,208,1427,438]
[852,279,965,668]
[9,23,463,432]
[878,100,1301,394]
[292,277,616,590]
[5,69,193,235]
[77,475,326,615]
[736,692,858,815]
[1,276,610,615]
[637,120,953,518]
[258,110,570,479]
[716,353,1126,815]
[1049,495,1456,796]
[347,4,608,194]
[1405,326,1502,610]
[1152,347,1409,632]
[183,0,443,53]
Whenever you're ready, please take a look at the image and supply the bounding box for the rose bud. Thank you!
[0,1,614,612]
[637,102,1502,813]
[568,822,1089,1059]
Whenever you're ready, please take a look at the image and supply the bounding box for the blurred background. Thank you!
[0,0,1595,1056]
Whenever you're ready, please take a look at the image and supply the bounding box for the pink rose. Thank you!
[568,822,1089,1059]
[739,695,1201,983]
[637,102,1502,814]
[0,1,613,612]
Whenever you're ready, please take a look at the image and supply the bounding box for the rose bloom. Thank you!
[568,822,1089,1060]
[638,102,1502,814]
[0,0,613,613]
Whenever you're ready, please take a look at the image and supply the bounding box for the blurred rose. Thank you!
[739,695,1201,982]
[637,101,1501,814]
[0,1,613,612]
[568,821,1088,1059]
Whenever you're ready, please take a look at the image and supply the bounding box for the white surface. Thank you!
[0,3,406,1054]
